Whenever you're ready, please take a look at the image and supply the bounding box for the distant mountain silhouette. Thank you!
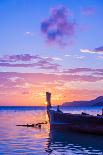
[62,96,103,107]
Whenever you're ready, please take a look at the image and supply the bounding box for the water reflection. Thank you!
[0,107,103,155]
[46,129,103,155]
[0,110,49,155]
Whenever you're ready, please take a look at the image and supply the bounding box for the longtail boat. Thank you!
[46,92,103,134]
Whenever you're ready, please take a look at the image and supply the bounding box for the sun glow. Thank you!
[45,101,47,105]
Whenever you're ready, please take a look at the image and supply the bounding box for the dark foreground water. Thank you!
[0,106,103,155]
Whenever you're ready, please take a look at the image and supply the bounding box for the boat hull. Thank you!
[48,110,103,135]
[50,123,103,135]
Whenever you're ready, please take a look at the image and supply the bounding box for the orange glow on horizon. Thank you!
[0,79,103,106]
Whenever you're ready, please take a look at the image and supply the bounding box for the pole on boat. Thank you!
[102,108,103,115]
[46,92,52,110]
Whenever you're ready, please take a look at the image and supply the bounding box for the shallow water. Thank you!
[0,106,103,155]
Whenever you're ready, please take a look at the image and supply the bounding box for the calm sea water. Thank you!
[0,106,103,155]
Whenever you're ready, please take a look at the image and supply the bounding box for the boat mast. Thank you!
[46,92,52,110]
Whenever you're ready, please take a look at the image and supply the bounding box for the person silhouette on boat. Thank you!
[57,105,63,113]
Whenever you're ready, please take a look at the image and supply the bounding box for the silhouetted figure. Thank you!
[57,105,62,113]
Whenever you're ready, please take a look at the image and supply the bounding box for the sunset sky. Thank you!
[0,0,103,106]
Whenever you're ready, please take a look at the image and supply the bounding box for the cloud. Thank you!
[52,57,63,61]
[80,49,95,54]
[63,68,94,74]
[41,6,76,46]
[0,69,103,105]
[0,54,61,71]
[60,74,103,82]
[64,54,85,59]
[0,54,39,62]
[0,61,60,70]
[0,53,102,81]
[76,56,85,59]
[64,54,71,57]
[80,46,103,54]
[62,67,103,78]
[0,68,103,92]
[94,46,103,53]
[81,7,96,16]
[0,54,63,63]
[25,31,34,36]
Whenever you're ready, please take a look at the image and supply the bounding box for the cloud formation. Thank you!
[80,46,103,54]
[63,68,94,74]
[41,6,76,46]
[0,54,39,62]
[0,67,103,89]
[0,68,103,105]
[80,49,95,54]
[0,54,60,71]
[63,67,103,76]
[94,46,103,53]
[0,62,59,69]
[62,68,103,83]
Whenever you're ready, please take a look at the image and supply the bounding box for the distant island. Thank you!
[62,96,103,107]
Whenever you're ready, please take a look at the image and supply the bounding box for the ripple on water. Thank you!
[0,108,103,155]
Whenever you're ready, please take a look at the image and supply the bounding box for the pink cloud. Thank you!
[0,70,103,105]
[94,46,103,53]
[63,68,103,77]
[63,68,94,74]
[60,74,103,82]
[0,54,61,71]
[41,6,76,46]
[80,46,103,54]
[0,62,60,70]
[0,68,103,90]
[0,54,39,62]
[0,68,103,97]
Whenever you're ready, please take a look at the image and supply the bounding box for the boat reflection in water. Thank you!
[46,129,103,154]
[45,92,103,154]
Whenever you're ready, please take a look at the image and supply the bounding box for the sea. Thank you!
[0,106,103,155]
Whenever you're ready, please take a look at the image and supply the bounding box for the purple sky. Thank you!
[0,0,103,105]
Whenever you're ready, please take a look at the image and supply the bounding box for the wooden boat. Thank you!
[46,92,103,134]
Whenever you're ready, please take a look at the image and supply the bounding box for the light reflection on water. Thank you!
[0,107,103,155]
